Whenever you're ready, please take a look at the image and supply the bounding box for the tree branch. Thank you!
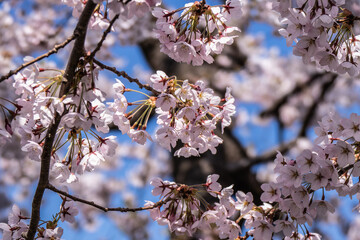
[259,72,326,118]
[246,73,337,167]
[25,1,97,239]
[0,34,77,83]
[298,73,337,137]
[224,127,249,159]
[60,1,97,97]
[47,184,166,213]
[26,114,62,240]
[93,58,161,95]
[247,139,297,167]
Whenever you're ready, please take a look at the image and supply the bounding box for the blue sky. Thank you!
[1,1,357,239]
[0,3,292,239]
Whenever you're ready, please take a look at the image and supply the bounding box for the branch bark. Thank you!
[298,73,337,137]
[247,73,337,167]
[47,184,166,213]
[60,1,97,97]
[259,72,326,118]
[25,1,97,239]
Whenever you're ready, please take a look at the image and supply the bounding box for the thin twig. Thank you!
[89,14,120,60]
[47,184,166,212]
[93,58,161,95]
[0,34,77,83]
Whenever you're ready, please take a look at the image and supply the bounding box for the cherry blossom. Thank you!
[0,205,28,240]
[2,0,360,239]
[274,0,360,75]
[60,200,79,224]
[152,1,242,65]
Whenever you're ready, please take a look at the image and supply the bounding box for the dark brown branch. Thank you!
[93,58,161,95]
[247,73,337,167]
[338,163,354,176]
[298,73,337,137]
[224,127,249,159]
[25,1,97,239]
[259,72,326,118]
[247,139,297,167]
[26,114,62,240]
[0,34,77,83]
[47,184,166,212]
[89,14,120,60]
[60,1,97,97]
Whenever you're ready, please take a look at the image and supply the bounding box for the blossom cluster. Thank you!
[147,112,360,239]
[274,0,360,76]
[147,175,241,238]
[62,0,162,31]
[249,112,360,239]
[0,198,79,240]
[110,70,236,157]
[10,58,117,184]
[64,0,244,65]
[148,174,321,239]
[0,205,29,240]
[153,0,242,65]
[3,57,235,188]
[151,71,235,157]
